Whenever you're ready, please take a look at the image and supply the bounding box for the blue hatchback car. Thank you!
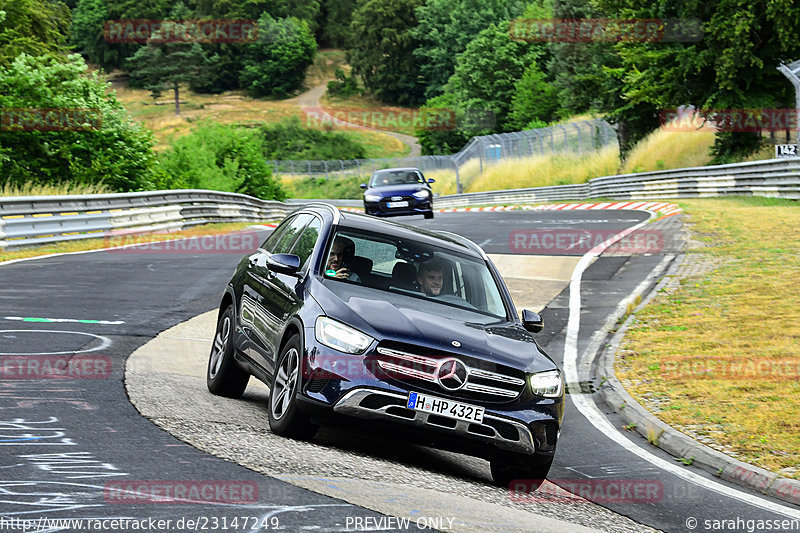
[207,204,564,488]
[361,167,435,219]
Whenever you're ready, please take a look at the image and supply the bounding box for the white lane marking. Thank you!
[3,317,124,325]
[0,330,111,356]
[563,216,800,520]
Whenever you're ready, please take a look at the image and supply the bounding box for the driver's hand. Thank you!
[334,268,350,279]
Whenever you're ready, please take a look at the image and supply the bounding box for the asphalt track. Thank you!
[0,209,798,532]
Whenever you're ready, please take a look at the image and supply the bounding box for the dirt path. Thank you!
[292,84,422,158]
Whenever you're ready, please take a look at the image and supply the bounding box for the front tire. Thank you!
[268,334,317,439]
[207,305,249,398]
[424,211,434,219]
[490,455,553,490]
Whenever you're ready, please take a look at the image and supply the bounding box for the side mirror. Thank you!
[267,253,301,276]
[360,183,367,189]
[427,178,436,184]
[521,309,544,333]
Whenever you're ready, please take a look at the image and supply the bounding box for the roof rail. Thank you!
[295,202,341,223]
[435,230,487,259]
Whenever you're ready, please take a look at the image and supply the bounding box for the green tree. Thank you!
[239,13,316,98]
[508,61,559,129]
[159,121,286,200]
[348,0,425,106]
[74,0,173,71]
[411,0,527,99]
[194,0,321,32]
[0,53,158,191]
[415,93,470,155]
[190,0,320,92]
[448,21,537,134]
[70,0,111,69]
[599,0,800,161]
[126,40,214,115]
[0,0,71,66]
[318,0,357,47]
[125,5,216,116]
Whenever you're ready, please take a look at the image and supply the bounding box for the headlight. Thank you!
[529,370,563,397]
[364,194,381,202]
[412,189,430,199]
[315,317,373,354]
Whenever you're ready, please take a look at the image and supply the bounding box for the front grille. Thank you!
[380,196,412,205]
[373,343,526,402]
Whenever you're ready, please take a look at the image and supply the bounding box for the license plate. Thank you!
[407,392,484,423]
[386,201,408,208]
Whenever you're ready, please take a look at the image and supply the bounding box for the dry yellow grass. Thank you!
[2,182,113,197]
[621,127,716,174]
[111,51,408,158]
[113,84,306,151]
[617,197,800,478]
[422,159,483,195]
[467,145,620,192]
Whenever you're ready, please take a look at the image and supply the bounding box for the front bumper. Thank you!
[364,198,432,217]
[297,336,562,459]
[332,388,536,455]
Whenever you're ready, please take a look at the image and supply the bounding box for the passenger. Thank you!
[326,236,361,282]
[417,258,445,296]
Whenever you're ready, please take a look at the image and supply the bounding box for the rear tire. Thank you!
[268,334,318,440]
[207,305,249,398]
[424,211,434,219]
[490,455,553,490]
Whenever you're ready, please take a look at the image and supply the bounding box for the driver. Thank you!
[417,258,444,296]
[326,236,360,282]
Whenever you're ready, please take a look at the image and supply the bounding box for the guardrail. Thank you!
[435,157,800,207]
[1,158,797,250]
[0,190,295,250]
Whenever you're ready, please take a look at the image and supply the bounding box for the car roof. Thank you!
[287,204,483,257]
[336,210,484,257]
[372,167,423,174]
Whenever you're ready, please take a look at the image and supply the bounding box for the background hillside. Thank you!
[1,0,798,198]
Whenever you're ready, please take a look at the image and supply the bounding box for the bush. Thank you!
[0,53,158,191]
[258,117,367,160]
[159,121,286,200]
[327,68,360,97]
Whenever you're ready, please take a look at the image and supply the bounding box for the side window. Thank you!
[289,216,322,270]
[260,215,295,252]
[272,214,314,254]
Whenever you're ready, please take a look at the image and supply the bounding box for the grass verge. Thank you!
[2,182,113,197]
[0,222,262,263]
[281,176,365,200]
[616,197,800,478]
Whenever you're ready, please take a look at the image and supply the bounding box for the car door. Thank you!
[241,214,313,374]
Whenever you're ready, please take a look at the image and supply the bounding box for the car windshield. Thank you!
[370,170,424,187]
[322,229,509,321]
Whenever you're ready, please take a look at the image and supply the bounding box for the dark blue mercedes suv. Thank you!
[361,167,435,219]
[207,203,563,487]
